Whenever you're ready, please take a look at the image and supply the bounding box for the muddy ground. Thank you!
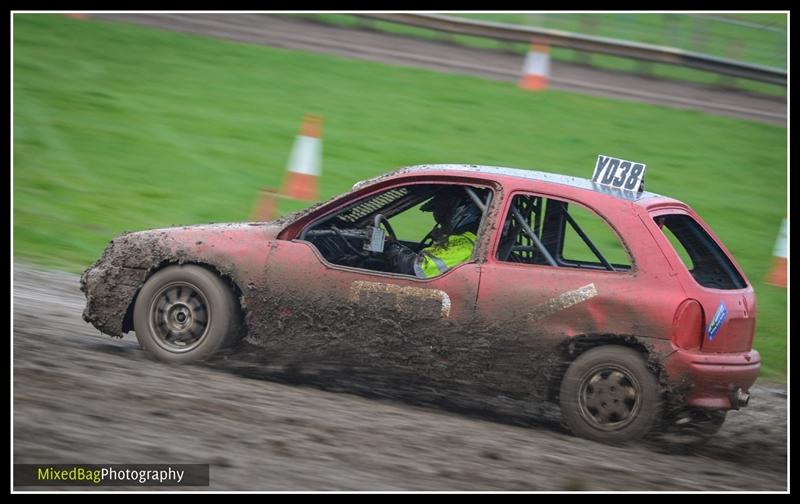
[13,264,787,491]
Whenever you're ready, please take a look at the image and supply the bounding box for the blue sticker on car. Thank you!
[707,302,729,341]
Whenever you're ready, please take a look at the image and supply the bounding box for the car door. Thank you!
[475,191,675,400]
[251,181,490,391]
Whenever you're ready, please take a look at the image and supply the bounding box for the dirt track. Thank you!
[12,264,787,491]
[90,13,786,125]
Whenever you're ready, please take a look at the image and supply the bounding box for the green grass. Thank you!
[13,14,786,379]
[303,14,786,98]
[458,13,787,69]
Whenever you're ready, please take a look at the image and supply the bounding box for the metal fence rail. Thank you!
[357,13,787,86]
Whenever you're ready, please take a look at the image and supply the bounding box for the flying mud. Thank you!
[14,264,787,490]
[79,216,672,428]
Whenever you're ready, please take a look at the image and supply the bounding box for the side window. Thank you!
[562,203,632,268]
[496,194,632,272]
[299,183,492,276]
[653,214,746,290]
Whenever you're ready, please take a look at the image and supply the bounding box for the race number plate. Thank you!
[591,155,647,192]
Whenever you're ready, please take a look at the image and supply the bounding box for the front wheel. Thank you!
[133,264,242,363]
[559,345,662,444]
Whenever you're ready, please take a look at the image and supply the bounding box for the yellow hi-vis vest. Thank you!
[414,232,477,278]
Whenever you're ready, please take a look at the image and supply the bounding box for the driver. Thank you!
[385,187,482,278]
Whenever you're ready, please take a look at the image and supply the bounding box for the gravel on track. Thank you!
[13,264,787,491]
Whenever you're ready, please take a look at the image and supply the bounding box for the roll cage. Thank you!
[497,194,631,272]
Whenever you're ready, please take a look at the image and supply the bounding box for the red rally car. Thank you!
[81,162,760,444]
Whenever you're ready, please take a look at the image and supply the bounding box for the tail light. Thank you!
[672,299,705,350]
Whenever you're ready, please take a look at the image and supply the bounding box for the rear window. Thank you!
[654,214,747,290]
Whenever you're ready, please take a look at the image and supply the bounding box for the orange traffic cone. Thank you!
[66,13,89,20]
[281,114,322,202]
[767,217,787,287]
[249,188,280,222]
[249,114,323,222]
[519,41,550,91]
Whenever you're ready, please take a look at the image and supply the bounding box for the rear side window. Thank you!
[497,194,631,272]
[562,203,632,268]
[654,214,746,290]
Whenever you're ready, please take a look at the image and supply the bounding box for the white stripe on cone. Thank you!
[773,218,787,258]
[523,50,550,78]
[767,217,787,287]
[519,43,550,90]
[287,135,321,176]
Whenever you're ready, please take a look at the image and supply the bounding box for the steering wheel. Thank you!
[329,226,370,257]
[373,214,398,242]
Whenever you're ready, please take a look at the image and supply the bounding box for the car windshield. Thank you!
[330,185,439,228]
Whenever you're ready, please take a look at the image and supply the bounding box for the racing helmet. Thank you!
[421,187,481,235]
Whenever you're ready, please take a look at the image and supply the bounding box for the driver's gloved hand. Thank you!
[384,242,419,276]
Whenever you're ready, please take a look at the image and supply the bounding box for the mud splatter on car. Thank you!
[80,164,761,444]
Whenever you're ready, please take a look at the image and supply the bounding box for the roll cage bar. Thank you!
[504,195,617,272]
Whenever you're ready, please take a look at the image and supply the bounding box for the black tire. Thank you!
[133,264,241,363]
[559,345,662,444]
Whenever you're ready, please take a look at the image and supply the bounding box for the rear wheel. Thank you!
[559,345,661,444]
[133,264,241,363]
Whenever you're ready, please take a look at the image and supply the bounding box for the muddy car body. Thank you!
[82,164,760,443]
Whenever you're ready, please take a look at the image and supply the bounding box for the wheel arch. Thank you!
[121,260,247,337]
[546,333,666,402]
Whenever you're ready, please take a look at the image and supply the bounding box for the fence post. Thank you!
[691,15,709,55]
[718,39,745,88]
[664,14,682,48]
[575,14,598,66]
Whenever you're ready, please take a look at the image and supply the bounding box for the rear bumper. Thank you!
[663,348,760,410]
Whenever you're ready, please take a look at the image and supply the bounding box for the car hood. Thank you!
[81,221,283,337]
[125,221,285,242]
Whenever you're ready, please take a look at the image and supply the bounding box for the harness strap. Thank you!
[413,261,426,278]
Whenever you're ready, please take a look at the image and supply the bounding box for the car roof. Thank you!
[375,164,666,204]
